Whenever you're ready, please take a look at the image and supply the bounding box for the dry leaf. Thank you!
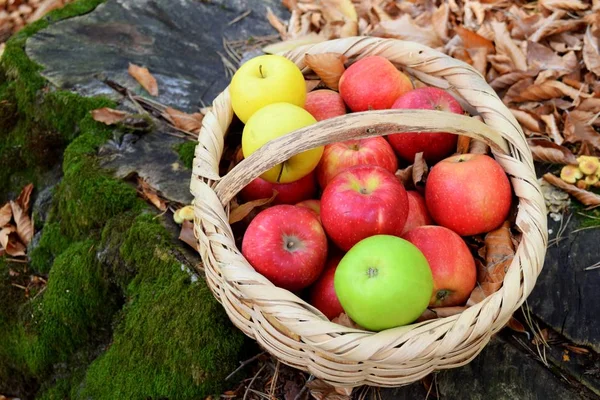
[540,114,564,144]
[543,173,600,208]
[512,81,591,102]
[267,7,287,38]
[306,379,351,400]
[395,166,414,189]
[412,152,428,188]
[481,221,514,283]
[529,15,585,43]
[179,220,198,251]
[306,79,321,92]
[10,201,33,246]
[304,53,346,91]
[331,312,362,329]
[510,109,543,133]
[466,282,503,305]
[0,203,11,227]
[527,138,578,164]
[491,21,528,71]
[137,177,168,211]
[320,0,358,22]
[91,108,129,125]
[0,227,26,257]
[467,47,489,76]
[16,183,33,214]
[539,0,590,11]
[457,135,471,154]
[506,316,527,333]
[229,191,278,224]
[164,107,203,133]
[128,63,159,97]
[563,344,590,354]
[371,14,444,48]
[455,26,495,51]
[583,26,600,76]
[27,0,63,23]
[432,4,450,42]
[564,112,600,153]
[526,41,570,75]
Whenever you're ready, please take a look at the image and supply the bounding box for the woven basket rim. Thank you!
[190,36,549,388]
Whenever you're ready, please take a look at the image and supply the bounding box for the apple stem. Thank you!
[259,64,264,78]
[367,267,378,278]
[275,163,285,183]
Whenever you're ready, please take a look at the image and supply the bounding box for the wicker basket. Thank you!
[190,36,548,388]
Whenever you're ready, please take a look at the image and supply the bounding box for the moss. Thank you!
[176,141,197,169]
[30,223,71,274]
[22,240,118,376]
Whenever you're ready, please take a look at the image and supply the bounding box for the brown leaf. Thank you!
[467,47,489,76]
[179,220,198,251]
[482,221,514,283]
[0,203,12,228]
[527,41,570,75]
[128,63,158,97]
[510,109,543,133]
[583,26,600,76]
[371,14,444,48]
[457,135,471,154]
[506,316,527,333]
[539,0,590,11]
[564,112,600,153]
[164,107,203,133]
[266,7,287,38]
[412,152,428,188]
[395,166,414,189]
[27,0,63,23]
[529,14,586,43]
[91,108,129,125]
[563,344,590,354]
[321,0,358,22]
[0,227,26,257]
[512,81,591,102]
[491,21,527,71]
[137,177,168,211]
[527,138,578,164]
[455,26,495,52]
[466,282,503,306]
[431,3,450,42]
[331,313,362,329]
[540,114,564,144]
[306,379,351,400]
[304,53,346,91]
[10,201,33,246]
[490,70,538,91]
[543,173,600,208]
[16,183,33,214]
[229,191,278,224]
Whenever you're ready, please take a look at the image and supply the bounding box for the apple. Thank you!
[316,137,398,190]
[401,191,434,234]
[338,56,413,112]
[402,226,477,307]
[425,154,512,236]
[241,172,317,205]
[387,87,464,163]
[320,165,409,251]
[295,199,321,222]
[242,102,323,184]
[304,89,347,121]
[308,255,345,320]
[334,235,433,331]
[229,54,306,123]
[241,205,328,292]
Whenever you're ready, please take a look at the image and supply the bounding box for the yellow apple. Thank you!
[242,103,323,184]
[229,55,306,123]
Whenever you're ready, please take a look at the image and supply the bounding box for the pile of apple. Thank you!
[229,54,513,332]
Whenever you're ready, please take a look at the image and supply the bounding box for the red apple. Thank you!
[296,199,321,222]
[242,205,328,291]
[339,56,413,112]
[402,225,476,307]
[304,89,346,121]
[425,154,512,236]
[321,165,409,251]
[316,137,398,190]
[401,191,434,234]
[240,171,317,205]
[308,255,345,320]
[387,87,464,163]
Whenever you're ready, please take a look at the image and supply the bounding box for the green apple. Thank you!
[229,54,307,123]
[242,102,323,184]
[334,235,433,331]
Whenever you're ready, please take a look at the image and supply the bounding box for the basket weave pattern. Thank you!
[190,36,548,387]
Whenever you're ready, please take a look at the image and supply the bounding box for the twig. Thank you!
[571,225,600,234]
[11,283,27,290]
[585,261,600,271]
[576,212,600,220]
[5,257,28,263]
[226,351,266,380]
[294,375,314,400]
[228,10,252,26]
[31,285,47,300]
[243,364,266,400]
[269,361,280,399]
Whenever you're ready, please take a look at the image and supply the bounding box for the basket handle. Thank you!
[213,109,510,206]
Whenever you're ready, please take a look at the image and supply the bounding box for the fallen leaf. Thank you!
[267,7,288,38]
[128,63,159,97]
[540,0,590,11]
[467,47,489,76]
[526,41,570,75]
[543,173,600,208]
[91,108,129,125]
[563,112,600,153]
[529,15,585,43]
[466,282,503,305]
[306,379,350,400]
[491,21,528,71]
[0,203,11,227]
[10,201,33,246]
[16,183,33,214]
[540,113,564,144]
[137,177,168,211]
[321,0,357,22]
[179,220,198,251]
[371,14,444,48]
[164,107,203,133]
[527,138,578,164]
[304,53,346,91]
[563,344,590,354]
[510,109,543,133]
[395,166,414,189]
[412,152,428,188]
[457,135,471,154]
[512,81,591,102]
[455,26,495,51]
[331,312,362,329]
[563,351,571,362]
[27,0,63,23]
[506,316,527,333]
[0,227,26,257]
[432,3,450,42]
[490,70,538,91]
[583,26,600,76]
[229,191,278,224]
[481,221,514,283]
[306,79,321,92]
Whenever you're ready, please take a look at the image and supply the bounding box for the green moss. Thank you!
[176,141,197,169]
[30,223,71,274]
[23,240,118,376]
